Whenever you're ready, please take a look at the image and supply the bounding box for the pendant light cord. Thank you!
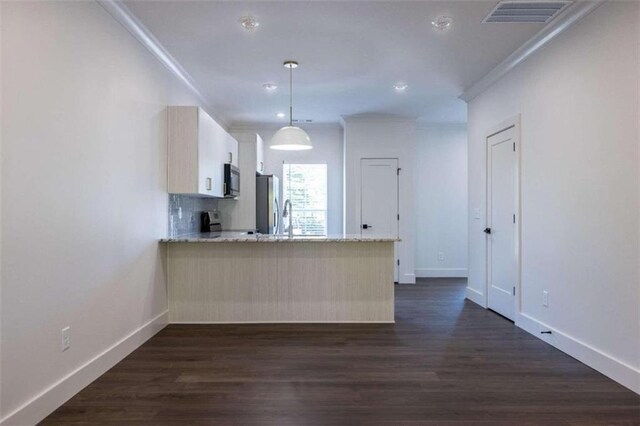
[289,65,293,126]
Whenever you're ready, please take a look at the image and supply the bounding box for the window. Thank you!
[282,163,328,236]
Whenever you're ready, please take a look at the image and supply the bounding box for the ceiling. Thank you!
[123,1,554,125]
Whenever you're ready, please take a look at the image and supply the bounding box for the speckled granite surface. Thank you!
[161,232,399,243]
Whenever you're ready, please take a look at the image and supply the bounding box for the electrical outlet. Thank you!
[473,208,481,220]
[543,291,549,308]
[437,251,445,262]
[61,326,71,351]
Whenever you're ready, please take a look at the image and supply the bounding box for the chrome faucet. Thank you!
[282,199,293,238]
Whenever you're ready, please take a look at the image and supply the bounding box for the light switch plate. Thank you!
[473,208,481,219]
[61,326,71,351]
[543,291,549,308]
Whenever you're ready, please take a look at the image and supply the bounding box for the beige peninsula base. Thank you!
[165,237,395,323]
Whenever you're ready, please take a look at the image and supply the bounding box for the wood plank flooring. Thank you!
[41,279,640,425]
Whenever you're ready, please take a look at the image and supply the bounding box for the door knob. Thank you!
[484,227,492,234]
[362,224,372,230]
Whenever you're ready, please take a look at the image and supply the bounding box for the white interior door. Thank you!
[487,127,518,320]
[361,158,399,281]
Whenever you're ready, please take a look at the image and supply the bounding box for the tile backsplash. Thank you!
[168,194,219,237]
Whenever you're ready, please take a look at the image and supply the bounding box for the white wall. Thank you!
[415,124,467,278]
[229,123,344,235]
[1,2,206,423]
[343,115,417,284]
[467,2,639,392]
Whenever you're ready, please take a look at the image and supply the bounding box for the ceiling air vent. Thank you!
[483,1,572,23]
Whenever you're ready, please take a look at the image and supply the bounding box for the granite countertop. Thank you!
[161,232,400,243]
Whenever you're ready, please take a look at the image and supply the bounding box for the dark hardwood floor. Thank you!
[41,279,640,425]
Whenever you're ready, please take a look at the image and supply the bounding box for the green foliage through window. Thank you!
[283,164,328,236]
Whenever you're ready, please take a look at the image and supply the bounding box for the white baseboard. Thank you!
[398,273,416,284]
[415,268,468,278]
[517,312,640,395]
[465,287,485,307]
[170,320,395,324]
[1,310,168,426]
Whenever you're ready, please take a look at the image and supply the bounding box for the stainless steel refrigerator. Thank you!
[256,175,280,234]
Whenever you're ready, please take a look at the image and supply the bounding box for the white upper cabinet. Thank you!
[256,134,265,174]
[168,106,236,198]
[225,133,239,167]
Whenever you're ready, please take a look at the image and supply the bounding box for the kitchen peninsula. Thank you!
[161,233,397,323]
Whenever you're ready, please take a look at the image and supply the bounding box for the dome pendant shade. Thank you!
[270,60,312,151]
[270,126,312,150]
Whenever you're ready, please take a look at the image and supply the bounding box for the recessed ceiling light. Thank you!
[276,112,286,118]
[394,82,408,91]
[239,15,260,32]
[431,15,453,31]
[263,83,278,91]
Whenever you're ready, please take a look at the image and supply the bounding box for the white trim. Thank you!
[230,122,343,132]
[341,114,418,124]
[96,1,228,129]
[417,122,467,130]
[170,320,395,324]
[460,1,604,102]
[0,311,168,426]
[399,273,416,284]
[465,287,485,307]
[415,268,468,278]
[516,313,640,394]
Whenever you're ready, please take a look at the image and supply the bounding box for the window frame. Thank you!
[282,163,329,236]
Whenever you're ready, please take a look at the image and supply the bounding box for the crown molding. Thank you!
[341,113,418,124]
[229,122,344,133]
[417,122,467,130]
[459,1,605,103]
[97,0,229,129]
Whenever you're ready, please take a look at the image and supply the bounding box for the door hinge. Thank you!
[512,286,516,296]
[397,168,401,175]
[513,214,516,224]
[397,214,400,220]
[397,259,400,266]
[513,142,516,152]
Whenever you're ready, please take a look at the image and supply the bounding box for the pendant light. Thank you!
[270,61,312,150]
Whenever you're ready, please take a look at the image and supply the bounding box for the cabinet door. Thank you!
[256,134,265,174]
[197,109,215,196]
[198,108,225,197]
[225,134,239,167]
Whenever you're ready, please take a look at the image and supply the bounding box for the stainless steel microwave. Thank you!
[223,164,240,198]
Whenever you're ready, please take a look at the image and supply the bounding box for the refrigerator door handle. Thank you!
[274,198,280,234]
